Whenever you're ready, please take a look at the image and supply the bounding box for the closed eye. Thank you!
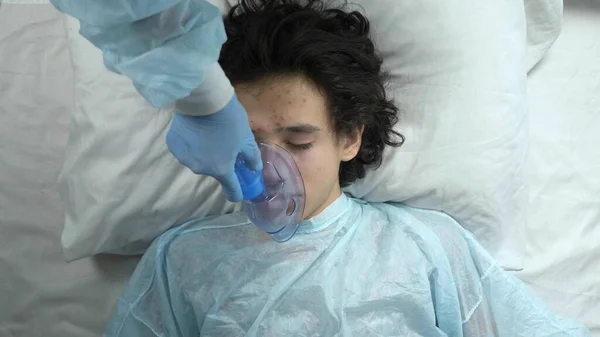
[287,142,313,150]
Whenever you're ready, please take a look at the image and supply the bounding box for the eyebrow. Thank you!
[276,124,321,134]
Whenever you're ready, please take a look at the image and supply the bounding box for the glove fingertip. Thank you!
[243,144,263,172]
[217,172,244,203]
[228,192,243,203]
[250,159,263,172]
[225,188,243,203]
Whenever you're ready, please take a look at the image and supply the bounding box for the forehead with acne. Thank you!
[236,75,329,133]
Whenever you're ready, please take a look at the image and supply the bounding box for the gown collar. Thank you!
[296,193,353,234]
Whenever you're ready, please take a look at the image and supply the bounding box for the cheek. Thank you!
[292,144,340,199]
[292,150,321,185]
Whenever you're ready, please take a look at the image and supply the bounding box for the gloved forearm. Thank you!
[50,0,234,115]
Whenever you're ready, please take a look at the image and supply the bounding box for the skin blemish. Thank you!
[272,112,284,122]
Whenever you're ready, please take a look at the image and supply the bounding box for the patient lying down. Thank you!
[104,1,589,336]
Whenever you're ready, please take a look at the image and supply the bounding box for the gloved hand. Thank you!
[166,94,262,202]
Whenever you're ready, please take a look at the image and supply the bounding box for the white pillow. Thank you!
[60,0,529,269]
[59,13,242,260]
[524,0,563,71]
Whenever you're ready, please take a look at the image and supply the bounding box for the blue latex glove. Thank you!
[166,95,262,202]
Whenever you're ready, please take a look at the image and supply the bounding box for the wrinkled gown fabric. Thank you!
[50,0,234,115]
[105,194,590,336]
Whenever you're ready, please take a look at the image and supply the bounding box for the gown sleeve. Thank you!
[50,0,234,115]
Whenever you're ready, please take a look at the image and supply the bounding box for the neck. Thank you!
[305,184,342,219]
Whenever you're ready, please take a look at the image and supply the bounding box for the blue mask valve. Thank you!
[233,142,306,242]
[235,155,267,201]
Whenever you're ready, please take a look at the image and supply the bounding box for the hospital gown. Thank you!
[104,194,590,336]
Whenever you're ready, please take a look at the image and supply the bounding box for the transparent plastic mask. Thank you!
[235,141,306,242]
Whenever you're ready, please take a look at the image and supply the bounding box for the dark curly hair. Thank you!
[219,0,404,187]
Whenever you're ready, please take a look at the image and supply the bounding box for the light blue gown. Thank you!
[50,0,234,115]
[104,194,590,336]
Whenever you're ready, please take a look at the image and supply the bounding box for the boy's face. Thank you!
[236,75,362,219]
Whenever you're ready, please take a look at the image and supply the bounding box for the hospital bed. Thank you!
[0,0,598,336]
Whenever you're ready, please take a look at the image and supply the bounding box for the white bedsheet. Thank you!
[0,3,139,337]
[0,1,598,337]
[514,0,600,333]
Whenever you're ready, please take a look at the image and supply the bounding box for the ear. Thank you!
[340,125,365,162]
